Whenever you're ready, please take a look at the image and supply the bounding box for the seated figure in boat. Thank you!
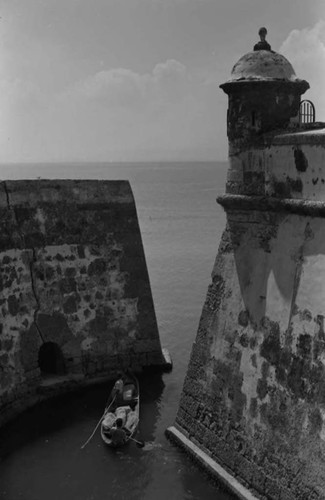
[102,405,132,431]
[110,418,128,447]
[116,405,137,431]
[111,372,124,401]
[122,384,135,401]
[115,405,131,425]
[125,409,137,431]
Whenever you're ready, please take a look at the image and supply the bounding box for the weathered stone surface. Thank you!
[173,46,325,499]
[176,207,325,499]
[0,180,165,427]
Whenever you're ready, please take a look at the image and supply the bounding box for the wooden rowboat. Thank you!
[100,372,140,447]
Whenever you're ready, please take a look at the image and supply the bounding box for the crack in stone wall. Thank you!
[0,179,164,427]
[3,181,24,248]
[3,181,44,344]
[29,248,44,343]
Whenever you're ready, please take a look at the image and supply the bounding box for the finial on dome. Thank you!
[254,27,271,51]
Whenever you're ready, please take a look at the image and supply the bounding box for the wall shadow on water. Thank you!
[0,385,103,460]
[137,371,165,442]
[0,374,166,500]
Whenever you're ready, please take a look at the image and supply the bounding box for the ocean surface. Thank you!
[0,161,233,500]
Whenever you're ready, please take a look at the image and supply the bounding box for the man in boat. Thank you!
[110,418,127,446]
[111,372,124,404]
[115,405,131,425]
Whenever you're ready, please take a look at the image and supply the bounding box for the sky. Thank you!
[0,0,324,163]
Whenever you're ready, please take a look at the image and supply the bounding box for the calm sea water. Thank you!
[0,161,233,500]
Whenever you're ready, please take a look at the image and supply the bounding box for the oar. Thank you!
[80,394,116,450]
[80,413,104,449]
[128,436,145,448]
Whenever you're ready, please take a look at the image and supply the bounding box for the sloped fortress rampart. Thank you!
[168,36,325,499]
[0,179,165,426]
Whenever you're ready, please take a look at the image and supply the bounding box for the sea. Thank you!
[0,161,234,500]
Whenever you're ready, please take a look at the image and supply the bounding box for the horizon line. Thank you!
[0,159,228,165]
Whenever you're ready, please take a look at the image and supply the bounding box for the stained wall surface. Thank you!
[0,180,164,425]
[175,133,325,499]
[172,44,325,499]
[226,132,325,200]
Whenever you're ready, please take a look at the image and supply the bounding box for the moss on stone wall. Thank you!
[0,179,164,426]
[176,209,325,500]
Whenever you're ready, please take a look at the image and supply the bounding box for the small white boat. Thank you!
[100,373,140,447]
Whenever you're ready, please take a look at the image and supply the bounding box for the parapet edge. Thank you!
[217,194,325,217]
[0,179,134,207]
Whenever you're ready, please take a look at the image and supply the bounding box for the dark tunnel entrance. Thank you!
[38,342,66,375]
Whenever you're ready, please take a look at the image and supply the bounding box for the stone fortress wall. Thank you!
[0,179,165,426]
[168,41,325,500]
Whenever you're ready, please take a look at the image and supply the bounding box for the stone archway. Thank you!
[38,342,66,375]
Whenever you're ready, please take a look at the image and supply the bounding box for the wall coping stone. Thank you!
[272,126,325,145]
[165,426,260,500]
[217,194,325,217]
[0,179,134,208]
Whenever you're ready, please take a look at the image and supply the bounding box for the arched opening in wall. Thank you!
[38,342,66,376]
[299,100,315,124]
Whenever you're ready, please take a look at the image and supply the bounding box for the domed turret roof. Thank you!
[228,50,299,82]
[220,28,309,95]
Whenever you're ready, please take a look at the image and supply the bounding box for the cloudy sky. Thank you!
[0,0,324,162]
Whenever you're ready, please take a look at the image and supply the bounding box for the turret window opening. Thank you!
[251,111,256,127]
[300,100,315,124]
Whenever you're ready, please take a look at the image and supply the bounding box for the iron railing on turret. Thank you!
[299,100,315,124]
